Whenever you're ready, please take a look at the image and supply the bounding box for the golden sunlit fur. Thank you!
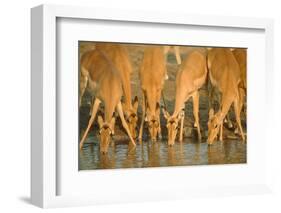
[95,44,139,138]
[219,48,247,134]
[138,46,167,141]
[207,48,245,144]
[163,51,207,146]
[233,48,247,121]
[79,48,135,153]
[80,43,139,139]
[124,96,139,138]
[233,49,247,91]
[97,116,115,154]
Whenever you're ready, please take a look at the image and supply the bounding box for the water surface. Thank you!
[79,137,246,170]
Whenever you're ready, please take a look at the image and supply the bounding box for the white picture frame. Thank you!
[31,4,274,208]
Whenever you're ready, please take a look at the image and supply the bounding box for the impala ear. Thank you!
[97,116,104,128]
[208,108,215,120]
[133,96,138,112]
[162,107,170,119]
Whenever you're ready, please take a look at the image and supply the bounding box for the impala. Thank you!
[162,51,207,146]
[79,48,135,153]
[221,48,247,133]
[207,48,245,144]
[138,46,167,142]
[80,43,139,138]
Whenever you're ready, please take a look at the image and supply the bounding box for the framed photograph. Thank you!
[31,4,274,208]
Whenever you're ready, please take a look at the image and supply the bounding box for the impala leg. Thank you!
[225,113,233,129]
[179,109,185,142]
[89,97,95,116]
[138,92,146,142]
[238,88,245,121]
[234,97,245,141]
[234,88,245,134]
[79,98,101,149]
[242,90,247,119]
[174,46,181,65]
[192,91,201,142]
[157,106,162,140]
[239,88,245,112]
[117,102,136,146]
[219,123,223,141]
[158,118,162,140]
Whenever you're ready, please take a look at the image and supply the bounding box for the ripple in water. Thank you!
[79,136,246,170]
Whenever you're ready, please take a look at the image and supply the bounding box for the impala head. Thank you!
[207,109,221,145]
[97,116,115,154]
[163,108,180,146]
[124,96,139,139]
[146,103,161,142]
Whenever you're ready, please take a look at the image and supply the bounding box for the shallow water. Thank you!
[79,137,247,170]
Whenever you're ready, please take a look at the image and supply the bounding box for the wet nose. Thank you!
[151,137,157,142]
[168,142,174,147]
[100,150,107,154]
[207,139,213,145]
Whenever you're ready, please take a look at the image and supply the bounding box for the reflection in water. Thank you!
[207,140,246,164]
[79,137,246,170]
[167,146,176,166]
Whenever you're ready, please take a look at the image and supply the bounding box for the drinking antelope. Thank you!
[220,48,247,133]
[162,51,207,146]
[138,46,167,142]
[80,43,139,139]
[207,48,245,144]
[79,48,135,153]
